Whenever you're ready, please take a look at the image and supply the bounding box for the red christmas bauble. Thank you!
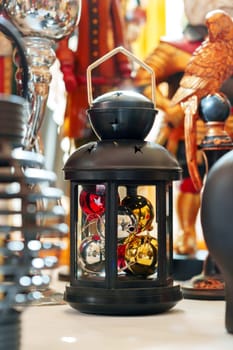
[79,185,106,220]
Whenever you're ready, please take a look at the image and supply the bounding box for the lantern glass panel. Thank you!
[74,182,173,285]
[117,185,158,279]
[76,183,106,281]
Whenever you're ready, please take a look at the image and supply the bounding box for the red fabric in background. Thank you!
[180,177,200,194]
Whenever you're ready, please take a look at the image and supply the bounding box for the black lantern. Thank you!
[63,47,182,315]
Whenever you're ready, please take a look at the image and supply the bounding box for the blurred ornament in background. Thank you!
[0,0,82,288]
[3,0,81,40]
[2,0,82,151]
[56,0,132,144]
[181,92,233,300]
[172,10,233,106]
[0,96,68,348]
[198,92,233,150]
[0,12,71,350]
[184,0,233,26]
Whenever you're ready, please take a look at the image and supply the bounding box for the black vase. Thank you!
[201,149,233,333]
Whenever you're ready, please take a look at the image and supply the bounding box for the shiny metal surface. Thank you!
[0,95,67,320]
[2,0,81,150]
[87,46,156,107]
[0,12,70,348]
[3,0,82,40]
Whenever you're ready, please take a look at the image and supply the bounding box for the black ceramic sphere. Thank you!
[87,90,157,140]
[198,93,231,123]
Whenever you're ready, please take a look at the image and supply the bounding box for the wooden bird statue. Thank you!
[172,10,233,105]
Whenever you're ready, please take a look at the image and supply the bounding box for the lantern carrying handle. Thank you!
[86,46,156,107]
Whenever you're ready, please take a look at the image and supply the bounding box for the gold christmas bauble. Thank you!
[121,195,154,233]
[124,234,158,276]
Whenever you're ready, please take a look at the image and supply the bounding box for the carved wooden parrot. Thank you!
[172,10,233,105]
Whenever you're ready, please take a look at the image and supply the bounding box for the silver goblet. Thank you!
[2,0,82,149]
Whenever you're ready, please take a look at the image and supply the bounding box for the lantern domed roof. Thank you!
[91,90,154,109]
[64,140,182,182]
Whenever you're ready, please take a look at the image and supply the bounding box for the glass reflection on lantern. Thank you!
[76,183,160,280]
[78,184,106,277]
[117,189,158,277]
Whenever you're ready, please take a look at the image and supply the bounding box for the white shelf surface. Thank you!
[21,275,233,350]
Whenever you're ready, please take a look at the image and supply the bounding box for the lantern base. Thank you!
[64,284,182,315]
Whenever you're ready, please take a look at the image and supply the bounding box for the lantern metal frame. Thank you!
[64,140,182,315]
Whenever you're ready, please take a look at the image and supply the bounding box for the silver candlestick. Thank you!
[2,0,82,149]
[0,4,82,346]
